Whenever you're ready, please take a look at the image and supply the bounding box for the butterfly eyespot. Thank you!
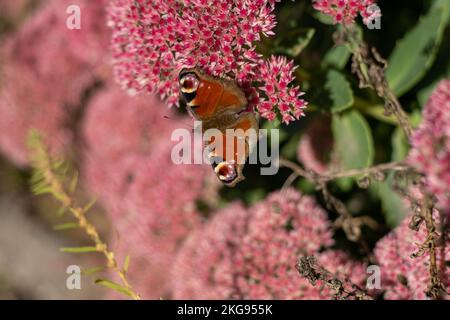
[180,73,199,93]
[215,162,237,183]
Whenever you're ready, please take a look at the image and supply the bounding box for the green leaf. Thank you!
[69,172,78,194]
[53,222,79,231]
[357,104,399,125]
[417,63,450,107]
[262,120,288,143]
[244,188,266,205]
[325,70,354,113]
[391,127,409,162]
[386,1,449,96]
[82,266,107,276]
[418,81,438,107]
[332,111,374,171]
[57,206,67,217]
[60,246,98,253]
[275,28,316,57]
[432,0,450,23]
[322,45,351,69]
[335,177,354,192]
[370,127,409,228]
[296,179,315,194]
[123,255,131,273]
[280,132,301,159]
[83,197,97,213]
[371,175,408,228]
[313,11,334,25]
[95,279,134,298]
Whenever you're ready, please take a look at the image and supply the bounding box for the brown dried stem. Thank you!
[341,26,413,139]
[279,158,405,242]
[410,193,447,299]
[296,255,373,300]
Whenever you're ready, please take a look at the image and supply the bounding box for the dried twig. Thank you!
[279,158,399,242]
[296,255,373,300]
[409,193,447,299]
[341,26,413,139]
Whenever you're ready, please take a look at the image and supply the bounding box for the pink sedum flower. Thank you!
[408,80,450,214]
[312,0,380,25]
[258,56,307,124]
[108,0,307,124]
[374,214,449,300]
[0,0,110,166]
[171,189,365,299]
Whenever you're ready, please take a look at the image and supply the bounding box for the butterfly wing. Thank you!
[206,112,258,187]
[179,68,258,187]
[179,68,247,121]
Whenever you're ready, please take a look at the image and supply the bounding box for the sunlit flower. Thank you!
[312,0,380,25]
[108,0,306,124]
[258,56,307,124]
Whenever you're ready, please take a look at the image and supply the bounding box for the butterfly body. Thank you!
[179,68,258,187]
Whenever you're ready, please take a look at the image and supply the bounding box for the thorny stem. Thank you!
[31,137,141,300]
[296,256,373,300]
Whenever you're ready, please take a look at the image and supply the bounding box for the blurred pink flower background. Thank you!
[0,0,447,301]
[408,80,450,216]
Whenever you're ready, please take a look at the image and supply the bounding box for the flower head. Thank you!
[374,213,449,300]
[108,0,306,124]
[312,0,380,25]
[170,189,365,299]
[258,56,307,124]
[408,80,450,214]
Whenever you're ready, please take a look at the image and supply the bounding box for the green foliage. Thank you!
[272,0,449,231]
[94,279,135,298]
[332,110,374,171]
[27,130,140,299]
[325,70,354,113]
[82,267,107,276]
[386,0,449,96]
[53,222,79,231]
[370,128,409,228]
[322,45,351,70]
[60,246,99,253]
[274,28,316,58]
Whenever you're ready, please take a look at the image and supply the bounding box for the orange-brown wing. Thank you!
[179,68,247,121]
[206,112,258,187]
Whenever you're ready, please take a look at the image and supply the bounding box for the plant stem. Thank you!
[296,255,373,300]
[31,136,141,300]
